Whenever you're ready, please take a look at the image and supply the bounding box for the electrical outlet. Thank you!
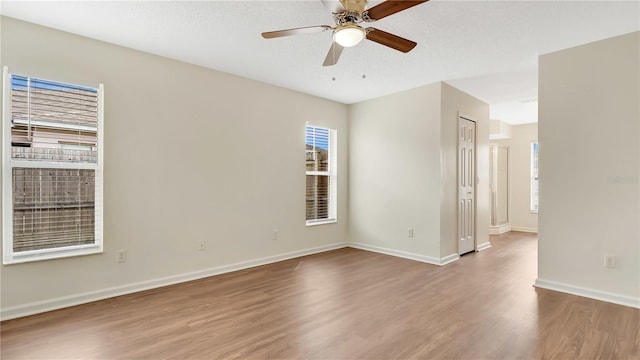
[604,255,617,268]
[198,240,206,251]
[408,228,414,238]
[116,249,127,263]
[272,229,278,240]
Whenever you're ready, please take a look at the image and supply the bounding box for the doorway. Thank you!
[489,144,511,234]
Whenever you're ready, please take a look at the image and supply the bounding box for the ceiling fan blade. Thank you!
[320,0,344,14]
[262,25,332,39]
[323,42,344,66]
[364,0,428,21]
[365,28,417,53]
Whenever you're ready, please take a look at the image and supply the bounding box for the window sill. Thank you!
[3,244,103,265]
[306,218,337,227]
[530,210,539,214]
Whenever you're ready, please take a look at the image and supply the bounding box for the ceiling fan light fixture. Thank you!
[334,25,365,47]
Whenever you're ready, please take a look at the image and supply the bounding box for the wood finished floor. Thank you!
[1,232,639,359]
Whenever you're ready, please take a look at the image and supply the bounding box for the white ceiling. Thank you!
[1,1,638,125]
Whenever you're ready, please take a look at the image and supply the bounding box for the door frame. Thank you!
[458,113,478,254]
[489,143,510,227]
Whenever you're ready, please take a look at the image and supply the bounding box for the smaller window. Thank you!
[530,141,539,213]
[305,125,337,225]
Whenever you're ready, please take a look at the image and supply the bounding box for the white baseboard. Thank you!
[511,226,538,233]
[439,253,460,265]
[348,242,459,266]
[1,242,348,321]
[477,242,492,251]
[534,278,640,309]
[489,223,511,235]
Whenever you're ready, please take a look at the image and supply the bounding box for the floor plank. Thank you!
[1,232,638,359]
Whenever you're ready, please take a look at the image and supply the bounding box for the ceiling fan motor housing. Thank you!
[341,0,367,13]
[335,10,363,26]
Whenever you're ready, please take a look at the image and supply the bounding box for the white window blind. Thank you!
[305,125,337,225]
[530,141,539,212]
[10,74,99,163]
[2,67,104,264]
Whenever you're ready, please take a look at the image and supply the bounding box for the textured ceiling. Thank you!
[1,1,638,124]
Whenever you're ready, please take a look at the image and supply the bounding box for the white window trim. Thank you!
[2,67,104,264]
[305,125,337,226]
[530,141,539,214]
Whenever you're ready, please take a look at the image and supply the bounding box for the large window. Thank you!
[2,68,104,264]
[530,141,539,213]
[305,125,336,225]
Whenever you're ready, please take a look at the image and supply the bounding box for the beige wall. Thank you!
[349,82,489,262]
[537,31,639,306]
[490,120,512,139]
[349,83,443,259]
[493,123,538,232]
[1,17,350,314]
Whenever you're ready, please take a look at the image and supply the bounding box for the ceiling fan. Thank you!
[261,0,428,66]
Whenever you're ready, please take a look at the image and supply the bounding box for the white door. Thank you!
[458,116,476,255]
